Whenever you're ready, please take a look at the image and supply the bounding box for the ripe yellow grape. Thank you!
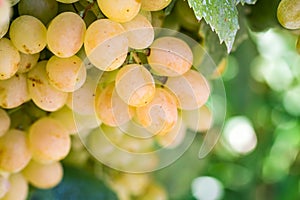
[46,55,86,92]
[165,69,210,110]
[27,61,68,112]
[95,83,135,127]
[277,0,300,29]
[136,87,178,135]
[141,0,172,11]
[0,129,32,173]
[115,64,156,107]
[0,108,10,137]
[22,160,63,189]
[84,19,128,71]
[29,117,71,163]
[1,173,28,200]
[155,116,186,149]
[148,36,193,76]
[47,12,86,58]
[121,14,154,49]
[9,15,47,54]
[181,105,213,133]
[0,74,30,109]
[0,38,20,80]
[97,0,141,23]
[17,52,40,73]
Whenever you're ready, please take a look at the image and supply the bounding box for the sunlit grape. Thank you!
[9,15,47,54]
[47,12,86,57]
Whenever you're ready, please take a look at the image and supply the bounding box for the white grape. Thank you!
[97,0,141,23]
[84,19,128,71]
[115,64,156,107]
[148,36,193,76]
[9,15,47,54]
[47,12,86,58]
[27,61,68,112]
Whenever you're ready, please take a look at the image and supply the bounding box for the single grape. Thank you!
[115,64,156,107]
[0,38,20,80]
[95,83,135,127]
[22,160,63,189]
[0,129,32,173]
[84,19,128,71]
[46,55,86,92]
[18,0,58,25]
[27,61,68,112]
[97,0,141,23]
[1,173,28,200]
[121,14,154,49]
[47,12,86,58]
[0,74,30,109]
[181,105,213,132]
[148,36,193,76]
[165,69,210,110]
[9,15,47,54]
[0,108,10,137]
[277,0,300,29]
[136,87,178,135]
[17,52,40,74]
[29,117,71,163]
[141,0,172,11]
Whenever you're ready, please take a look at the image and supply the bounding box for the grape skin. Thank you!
[9,15,47,54]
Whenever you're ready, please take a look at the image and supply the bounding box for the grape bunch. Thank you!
[0,0,215,199]
[277,0,300,53]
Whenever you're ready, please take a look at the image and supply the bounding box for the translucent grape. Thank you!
[95,83,135,127]
[0,38,20,80]
[0,108,10,137]
[182,105,213,132]
[17,52,40,74]
[18,0,58,25]
[0,0,10,26]
[29,117,71,163]
[0,21,9,39]
[277,0,300,29]
[121,14,154,49]
[84,19,128,71]
[136,87,178,135]
[97,0,141,23]
[0,74,30,109]
[1,173,28,200]
[9,15,47,54]
[165,69,210,110]
[148,37,193,76]
[22,160,63,189]
[115,64,156,107]
[27,61,68,112]
[141,0,172,11]
[46,55,86,92]
[155,116,186,149]
[47,12,86,58]
[0,129,32,173]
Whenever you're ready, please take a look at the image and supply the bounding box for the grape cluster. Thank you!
[0,0,213,199]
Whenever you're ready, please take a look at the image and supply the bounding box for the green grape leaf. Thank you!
[28,165,118,200]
